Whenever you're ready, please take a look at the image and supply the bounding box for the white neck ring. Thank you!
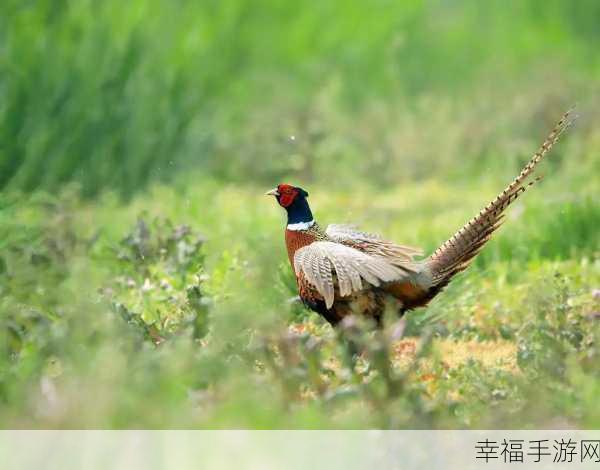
[287,220,315,231]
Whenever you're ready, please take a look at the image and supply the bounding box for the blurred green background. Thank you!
[1,1,599,429]
[1,0,599,195]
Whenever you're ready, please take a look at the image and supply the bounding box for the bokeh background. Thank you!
[1,0,599,428]
[2,0,599,195]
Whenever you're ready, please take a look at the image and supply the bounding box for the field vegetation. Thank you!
[1,0,599,428]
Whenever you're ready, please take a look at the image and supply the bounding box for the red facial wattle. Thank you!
[279,191,297,207]
[277,184,298,207]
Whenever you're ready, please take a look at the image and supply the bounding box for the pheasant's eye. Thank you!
[279,188,297,207]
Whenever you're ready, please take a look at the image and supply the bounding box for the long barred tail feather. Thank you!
[426,109,576,290]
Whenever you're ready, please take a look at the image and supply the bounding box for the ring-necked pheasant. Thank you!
[267,110,575,326]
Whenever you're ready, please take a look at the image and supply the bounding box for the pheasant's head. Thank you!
[266,184,314,227]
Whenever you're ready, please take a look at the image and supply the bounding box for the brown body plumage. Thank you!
[268,110,575,326]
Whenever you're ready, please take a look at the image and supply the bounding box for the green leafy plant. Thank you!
[102,216,210,342]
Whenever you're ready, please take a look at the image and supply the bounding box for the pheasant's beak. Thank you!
[265,188,280,197]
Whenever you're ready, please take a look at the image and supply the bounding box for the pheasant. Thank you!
[267,110,575,326]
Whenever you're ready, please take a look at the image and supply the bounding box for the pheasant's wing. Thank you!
[325,224,384,241]
[293,241,410,308]
[326,224,423,267]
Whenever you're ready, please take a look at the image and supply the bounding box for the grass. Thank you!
[1,0,600,196]
[1,176,598,428]
[1,0,599,430]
